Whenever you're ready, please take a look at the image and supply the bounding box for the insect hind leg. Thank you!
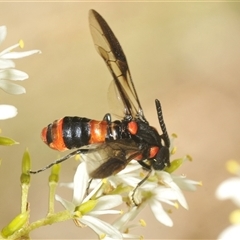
[29,148,89,174]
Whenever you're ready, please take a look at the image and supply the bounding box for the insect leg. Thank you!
[137,160,151,171]
[86,178,93,195]
[131,169,152,206]
[29,148,90,174]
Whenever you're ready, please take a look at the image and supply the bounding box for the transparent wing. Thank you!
[82,139,143,178]
[89,9,146,122]
[107,80,126,119]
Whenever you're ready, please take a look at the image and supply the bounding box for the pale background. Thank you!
[0,2,240,239]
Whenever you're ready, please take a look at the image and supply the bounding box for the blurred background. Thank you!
[0,2,240,239]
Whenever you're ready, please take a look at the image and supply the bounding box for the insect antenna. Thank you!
[29,148,87,174]
[155,99,170,148]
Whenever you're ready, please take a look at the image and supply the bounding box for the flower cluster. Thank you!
[56,141,200,239]
[0,25,200,240]
[0,25,40,120]
[216,159,240,239]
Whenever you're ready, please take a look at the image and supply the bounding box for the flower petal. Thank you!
[154,187,178,201]
[1,50,41,59]
[113,207,139,231]
[158,173,189,209]
[218,224,240,240]
[0,69,28,81]
[72,162,89,206]
[160,182,188,209]
[55,194,75,213]
[0,80,26,94]
[90,210,121,216]
[216,177,240,207]
[0,104,17,119]
[94,195,122,211]
[0,43,20,56]
[173,175,199,191]
[80,215,122,239]
[111,174,142,188]
[0,26,7,44]
[0,59,15,69]
[118,162,142,174]
[149,199,173,227]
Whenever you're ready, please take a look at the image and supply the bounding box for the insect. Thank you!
[30,9,170,205]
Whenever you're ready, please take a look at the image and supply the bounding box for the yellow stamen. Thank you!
[186,155,192,162]
[229,209,240,224]
[102,178,107,184]
[19,40,24,48]
[198,181,203,186]
[139,219,146,227]
[139,171,146,178]
[99,233,106,239]
[167,209,173,214]
[171,133,178,138]
[74,154,81,161]
[226,160,240,175]
[171,146,177,155]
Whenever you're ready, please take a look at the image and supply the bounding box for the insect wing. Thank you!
[107,80,126,119]
[89,9,146,121]
[82,139,142,178]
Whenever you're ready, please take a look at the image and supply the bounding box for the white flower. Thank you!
[57,145,199,238]
[216,160,240,239]
[218,224,240,240]
[56,162,123,239]
[106,161,198,229]
[0,25,40,119]
[216,177,240,207]
[0,26,41,95]
[128,171,188,227]
[0,104,17,119]
[110,208,146,239]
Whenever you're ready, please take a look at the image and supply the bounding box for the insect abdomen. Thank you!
[41,117,108,151]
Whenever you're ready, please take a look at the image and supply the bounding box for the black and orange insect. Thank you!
[30,9,170,204]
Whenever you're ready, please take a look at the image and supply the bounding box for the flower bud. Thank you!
[75,200,97,216]
[1,211,29,238]
[165,158,183,173]
[0,136,19,146]
[20,149,31,184]
[49,164,61,183]
[21,149,31,174]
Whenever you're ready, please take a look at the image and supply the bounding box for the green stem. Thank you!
[48,182,57,214]
[8,210,73,239]
[21,184,29,213]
